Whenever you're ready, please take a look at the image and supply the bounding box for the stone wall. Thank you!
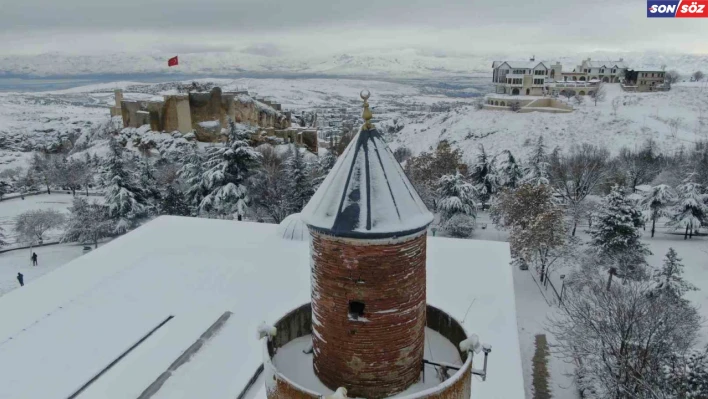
[310,232,427,399]
[118,87,291,141]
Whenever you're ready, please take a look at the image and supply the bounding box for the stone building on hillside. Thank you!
[112,87,319,153]
[622,70,669,92]
[261,92,493,399]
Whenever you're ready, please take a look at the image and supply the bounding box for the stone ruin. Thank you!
[112,88,318,153]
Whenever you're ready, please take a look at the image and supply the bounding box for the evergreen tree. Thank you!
[470,144,498,203]
[670,173,708,239]
[284,145,314,213]
[664,347,708,398]
[0,226,7,248]
[103,138,147,234]
[641,184,677,238]
[590,185,650,279]
[199,120,261,219]
[496,150,523,189]
[313,149,338,189]
[63,197,112,248]
[653,248,697,298]
[161,184,191,216]
[436,171,478,231]
[136,155,162,215]
[178,144,207,214]
[522,135,550,186]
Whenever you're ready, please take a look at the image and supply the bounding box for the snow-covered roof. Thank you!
[277,213,309,241]
[585,60,627,69]
[301,127,433,238]
[495,61,548,70]
[0,217,523,399]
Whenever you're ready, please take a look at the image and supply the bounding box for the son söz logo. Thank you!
[648,0,708,17]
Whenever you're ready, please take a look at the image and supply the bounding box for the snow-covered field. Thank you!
[0,193,87,246]
[0,243,100,297]
[391,82,708,161]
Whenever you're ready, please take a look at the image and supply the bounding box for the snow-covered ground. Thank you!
[391,82,708,161]
[0,243,100,298]
[0,193,90,246]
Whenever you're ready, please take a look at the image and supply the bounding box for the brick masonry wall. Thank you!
[311,231,427,399]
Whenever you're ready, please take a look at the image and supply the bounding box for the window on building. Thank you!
[612,69,616,73]
[584,69,588,73]
[534,70,545,75]
[349,301,365,320]
[600,69,605,73]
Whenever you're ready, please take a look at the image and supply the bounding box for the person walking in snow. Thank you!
[17,273,24,287]
[31,252,38,266]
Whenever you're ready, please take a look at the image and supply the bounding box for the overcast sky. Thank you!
[1,0,707,56]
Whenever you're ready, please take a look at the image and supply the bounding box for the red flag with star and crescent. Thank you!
[168,56,179,67]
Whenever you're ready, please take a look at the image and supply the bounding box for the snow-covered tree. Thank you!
[442,213,476,238]
[135,155,162,215]
[14,209,65,243]
[30,153,56,194]
[663,347,708,398]
[313,149,338,188]
[670,174,707,239]
[63,197,112,248]
[470,144,499,203]
[250,145,290,223]
[199,120,261,219]
[495,150,523,189]
[493,184,568,281]
[590,185,650,279]
[641,184,677,238]
[160,184,191,217]
[551,277,701,399]
[0,226,7,248]
[103,138,147,233]
[653,248,697,299]
[436,171,478,221]
[178,144,207,214]
[549,144,608,235]
[284,145,314,213]
[522,135,550,186]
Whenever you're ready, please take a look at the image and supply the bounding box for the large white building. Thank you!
[492,57,629,97]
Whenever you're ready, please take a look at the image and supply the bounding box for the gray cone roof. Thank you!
[301,127,433,238]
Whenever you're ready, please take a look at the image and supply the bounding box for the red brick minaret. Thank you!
[301,91,434,398]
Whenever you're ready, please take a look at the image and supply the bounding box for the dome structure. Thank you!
[277,213,309,241]
[301,94,433,239]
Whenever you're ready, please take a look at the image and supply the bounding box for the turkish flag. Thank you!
[168,56,179,67]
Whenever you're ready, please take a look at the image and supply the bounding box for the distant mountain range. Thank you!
[1,49,707,79]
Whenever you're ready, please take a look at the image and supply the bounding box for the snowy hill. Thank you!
[2,49,708,79]
[390,82,708,161]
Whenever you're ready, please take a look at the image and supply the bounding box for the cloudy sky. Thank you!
[1,0,707,56]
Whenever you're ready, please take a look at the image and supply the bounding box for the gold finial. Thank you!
[360,89,373,131]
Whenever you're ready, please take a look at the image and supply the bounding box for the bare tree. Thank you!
[611,97,622,117]
[573,94,584,105]
[509,101,521,112]
[14,209,65,243]
[550,275,701,399]
[693,70,705,82]
[666,117,683,138]
[666,70,681,84]
[592,83,606,106]
[549,144,609,235]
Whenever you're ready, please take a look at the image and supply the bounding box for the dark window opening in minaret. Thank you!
[349,301,365,320]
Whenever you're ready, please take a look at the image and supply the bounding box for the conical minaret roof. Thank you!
[301,91,433,238]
